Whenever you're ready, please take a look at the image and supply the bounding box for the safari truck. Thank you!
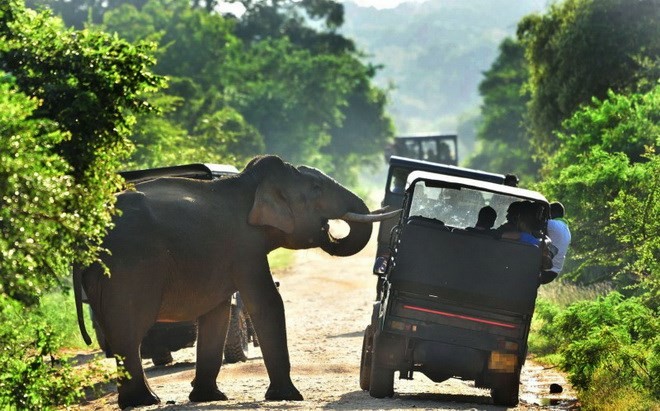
[88,163,259,365]
[361,170,550,407]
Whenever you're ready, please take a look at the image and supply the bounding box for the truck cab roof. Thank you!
[406,170,547,203]
[119,163,239,184]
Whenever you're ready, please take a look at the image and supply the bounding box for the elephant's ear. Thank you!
[248,180,295,234]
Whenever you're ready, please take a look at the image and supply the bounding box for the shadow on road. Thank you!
[145,360,196,376]
[324,390,503,410]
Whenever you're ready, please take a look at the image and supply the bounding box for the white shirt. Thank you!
[547,219,571,273]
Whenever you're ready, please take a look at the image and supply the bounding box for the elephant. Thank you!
[73,155,399,409]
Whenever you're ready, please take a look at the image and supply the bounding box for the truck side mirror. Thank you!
[373,255,389,275]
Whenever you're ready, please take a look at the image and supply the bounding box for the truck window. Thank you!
[409,181,521,229]
[388,167,410,194]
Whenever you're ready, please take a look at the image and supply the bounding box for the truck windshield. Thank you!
[409,181,522,229]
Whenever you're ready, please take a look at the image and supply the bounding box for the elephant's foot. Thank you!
[117,388,160,410]
[189,385,228,403]
[265,383,303,401]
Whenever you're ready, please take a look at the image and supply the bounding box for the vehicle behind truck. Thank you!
[361,170,550,406]
[385,134,458,165]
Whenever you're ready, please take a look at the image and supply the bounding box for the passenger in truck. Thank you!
[500,202,556,275]
[500,202,541,246]
[496,201,524,232]
[466,206,497,234]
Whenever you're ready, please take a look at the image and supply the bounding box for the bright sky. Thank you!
[342,0,429,9]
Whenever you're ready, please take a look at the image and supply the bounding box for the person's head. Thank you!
[504,174,519,187]
[518,201,544,233]
[476,206,497,229]
[505,201,523,223]
[550,201,565,219]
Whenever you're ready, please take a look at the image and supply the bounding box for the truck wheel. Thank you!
[369,363,394,398]
[150,349,174,366]
[359,325,373,391]
[223,304,249,363]
[368,333,394,398]
[490,373,520,407]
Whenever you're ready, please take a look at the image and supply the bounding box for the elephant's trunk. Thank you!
[322,219,372,257]
[321,196,373,257]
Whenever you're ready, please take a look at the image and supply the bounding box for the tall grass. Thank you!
[538,280,612,307]
[0,293,112,409]
[38,290,97,350]
[529,281,612,365]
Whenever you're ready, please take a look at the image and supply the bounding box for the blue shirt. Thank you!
[519,232,541,246]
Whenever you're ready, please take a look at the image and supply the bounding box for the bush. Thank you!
[535,292,659,408]
[0,294,112,409]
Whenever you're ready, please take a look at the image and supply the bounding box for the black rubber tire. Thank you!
[368,333,394,398]
[490,373,520,407]
[223,305,249,363]
[369,363,394,398]
[359,325,373,391]
[150,349,174,366]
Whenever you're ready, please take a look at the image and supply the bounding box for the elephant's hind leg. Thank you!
[189,299,231,402]
[101,298,160,408]
[116,353,160,409]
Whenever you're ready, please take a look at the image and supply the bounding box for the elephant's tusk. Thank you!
[368,205,391,214]
[341,209,402,223]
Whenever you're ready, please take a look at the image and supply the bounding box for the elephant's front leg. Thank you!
[240,274,303,401]
[189,299,231,402]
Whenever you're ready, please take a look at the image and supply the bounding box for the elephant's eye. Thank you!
[311,184,322,196]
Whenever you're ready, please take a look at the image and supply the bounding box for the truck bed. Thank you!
[388,217,541,315]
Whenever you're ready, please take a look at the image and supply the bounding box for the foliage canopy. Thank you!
[467,37,538,181]
[1,0,163,303]
[518,0,660,156]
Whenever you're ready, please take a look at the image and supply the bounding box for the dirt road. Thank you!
[81,236,578,410]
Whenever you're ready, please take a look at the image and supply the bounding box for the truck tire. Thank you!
[359,325,373,391]
[223,304,249,363]
[368,333,394,398]
[490,373,520,407]
[369,363,394,398]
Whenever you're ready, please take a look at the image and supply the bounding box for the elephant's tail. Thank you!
[73,266,92,345]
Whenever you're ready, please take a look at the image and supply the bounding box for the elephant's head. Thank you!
[245,156,398,256]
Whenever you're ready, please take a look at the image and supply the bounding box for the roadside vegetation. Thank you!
[0,0,658,409]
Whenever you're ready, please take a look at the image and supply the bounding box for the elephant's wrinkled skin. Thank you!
[74,155,395,409]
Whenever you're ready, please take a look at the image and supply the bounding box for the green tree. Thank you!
[518,0,660,157]
[541,85,659,288]
[103,0,264,168]
[227,0,393,176]
[324,63,394,184]
[26,0,150,28]
[232,0,352,54]
[468,37,538,181]
[226,37,392,172]
[1,0,162,302]
[103,0,241,130]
